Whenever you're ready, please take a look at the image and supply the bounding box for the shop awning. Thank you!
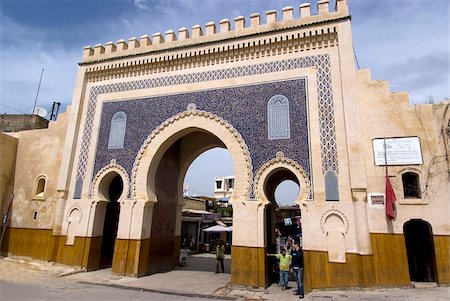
[203,225,233,232]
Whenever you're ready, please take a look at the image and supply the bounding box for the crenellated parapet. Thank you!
[81,0,349,65]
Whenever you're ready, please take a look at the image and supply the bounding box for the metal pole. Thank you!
[32,68,44,114]
[383,137,388,176]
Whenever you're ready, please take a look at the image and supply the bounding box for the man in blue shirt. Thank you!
[291,243,304,298]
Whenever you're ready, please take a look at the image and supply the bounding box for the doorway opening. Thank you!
[147,130,234,274]
[403,219,437,282]
[264,168,301,284]
[98,173,123,268]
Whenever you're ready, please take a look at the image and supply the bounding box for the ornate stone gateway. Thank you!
[3,0,449,291]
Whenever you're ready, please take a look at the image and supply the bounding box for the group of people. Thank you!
[268,242,304,298]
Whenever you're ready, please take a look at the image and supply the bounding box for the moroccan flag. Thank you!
[385,175,397,220]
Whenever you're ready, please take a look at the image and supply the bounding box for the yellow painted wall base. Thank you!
[231,246,266,288]
[112,238,150,276]
[2,229,449,287]
[434,235,450,284]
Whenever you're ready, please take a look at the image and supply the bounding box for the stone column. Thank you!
[231,200,268,288]
[351,188,371,254]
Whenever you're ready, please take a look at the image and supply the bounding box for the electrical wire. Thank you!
[0,102,27,114]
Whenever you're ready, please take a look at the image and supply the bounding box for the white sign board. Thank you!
[373,137,423,166]
[368,193,385,207]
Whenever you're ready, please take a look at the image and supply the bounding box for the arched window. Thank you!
[34,176,47,199]
[325,170,339,201]
[402,172,421,198]
[267,95,291,140]
[108,111,127,149]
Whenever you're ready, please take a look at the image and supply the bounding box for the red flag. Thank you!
[385,175,396,220]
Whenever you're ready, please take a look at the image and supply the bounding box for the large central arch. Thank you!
[133,106,253,203]
[116,106,253,276]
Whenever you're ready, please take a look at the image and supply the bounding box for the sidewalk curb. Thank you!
[77,281,238,300]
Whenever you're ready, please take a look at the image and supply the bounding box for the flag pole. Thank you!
[383,137,388,176]
[383,137,397,220]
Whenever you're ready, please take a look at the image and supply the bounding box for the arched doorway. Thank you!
[132,110,252,282]
[146,130,235,274]
[98,172,123,268]
[403,219,437,282]
[182,148,234,272]
[264,168,302,284]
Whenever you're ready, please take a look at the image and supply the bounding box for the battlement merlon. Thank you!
[80,0,349,64]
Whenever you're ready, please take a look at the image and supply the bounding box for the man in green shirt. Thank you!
[268,248,292,290]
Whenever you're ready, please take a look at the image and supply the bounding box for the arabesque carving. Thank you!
[131,108,253,200]
[254,151,311,204]
[90,159,130,198]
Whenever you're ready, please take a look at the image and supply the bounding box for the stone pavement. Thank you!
[1,254,449,301]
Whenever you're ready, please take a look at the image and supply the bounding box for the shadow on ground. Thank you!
[178,253,231,274]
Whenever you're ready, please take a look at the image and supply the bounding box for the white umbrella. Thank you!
[203,225,232,232]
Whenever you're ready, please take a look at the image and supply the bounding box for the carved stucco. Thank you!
[90,159,130,199]
[254,151,311,204]
[131,106,253,203]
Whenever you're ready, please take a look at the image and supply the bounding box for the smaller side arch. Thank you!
[254,151,311,205]
[91,159,130,200]
[66,205,82,245]
[321,209,349,263]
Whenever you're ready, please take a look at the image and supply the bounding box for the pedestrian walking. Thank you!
[215,240,225,273]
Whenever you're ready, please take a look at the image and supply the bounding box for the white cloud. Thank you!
[133,0,151,10]
[0,17,78,115]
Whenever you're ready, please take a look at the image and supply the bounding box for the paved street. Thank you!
[1,280,228,301]
[0,255,449,301]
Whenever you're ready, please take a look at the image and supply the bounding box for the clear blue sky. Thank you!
[1,0,448,200]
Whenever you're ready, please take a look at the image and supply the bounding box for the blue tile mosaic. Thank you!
[93,79,310,190]
[73,55,339,199]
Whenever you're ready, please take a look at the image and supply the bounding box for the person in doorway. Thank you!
[291,243,304,298]
[215,240,225,273]
[189,235,196,250]
[267,248,292,290]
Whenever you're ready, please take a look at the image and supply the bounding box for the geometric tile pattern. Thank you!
[74,54,338,198]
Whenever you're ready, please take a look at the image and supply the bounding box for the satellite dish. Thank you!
[31,107,48,117]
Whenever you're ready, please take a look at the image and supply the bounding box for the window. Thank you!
[108,111,127,149]
[267,95,291,140]
[402,172,421,198]
[216,180,222,189]
[226,178,234,190]
[34,176,47,199]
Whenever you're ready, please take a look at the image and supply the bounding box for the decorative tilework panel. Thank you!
[93,80,310,191]
[74,55,339,198]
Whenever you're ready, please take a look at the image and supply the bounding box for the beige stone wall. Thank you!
[9,112,69,229]
[183,199,206,211]
[0,133,18,216]
[355,70,450,236]
[37,0,448,266]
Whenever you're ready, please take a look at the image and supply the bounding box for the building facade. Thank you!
[1,0,449,290]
